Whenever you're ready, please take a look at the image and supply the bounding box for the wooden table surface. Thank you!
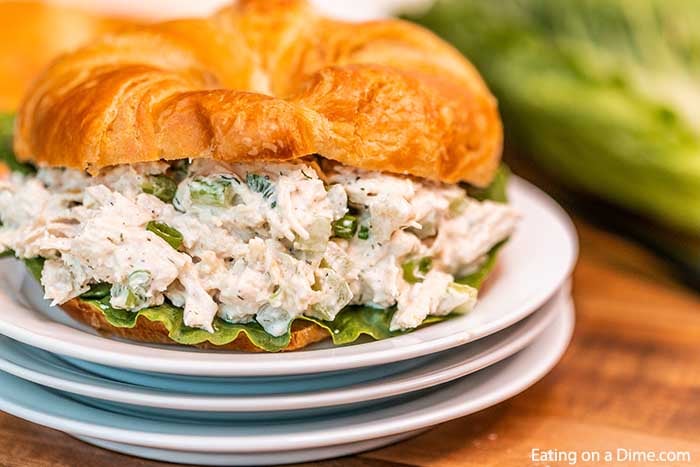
[1,181,700,467]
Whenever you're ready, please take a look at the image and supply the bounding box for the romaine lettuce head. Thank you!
[407,0,700,232]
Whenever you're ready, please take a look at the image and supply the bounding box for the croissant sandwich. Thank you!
[0,0,517,352]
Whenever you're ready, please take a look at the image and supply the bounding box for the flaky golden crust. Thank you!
[15,0,502,185]
[0,2,133,113]
[61,298,330,352]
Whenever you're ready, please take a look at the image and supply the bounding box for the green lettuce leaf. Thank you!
[0,114,35,175]
[406,0,700,232]
[23,256,45,281]
[89,299,295,351]
[457,241,505,289]
[465,166,509,204]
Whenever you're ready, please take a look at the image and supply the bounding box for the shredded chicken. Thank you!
[0,159,518,335]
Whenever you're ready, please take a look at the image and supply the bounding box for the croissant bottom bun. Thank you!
[61,298,330,352]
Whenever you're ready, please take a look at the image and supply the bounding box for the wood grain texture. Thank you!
[1,181,699,466]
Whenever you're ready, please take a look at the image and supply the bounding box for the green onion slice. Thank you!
[357,225,370,240]
[331,214,358,238]
[189,177,234,207]
[110,270,152,309]
[146,221,183,250]
[246,173,275,200]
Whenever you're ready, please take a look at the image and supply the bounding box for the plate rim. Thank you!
[0,285,566,412]
[72,430,427,466]
[0,176,578,376]
[0,294,575,452]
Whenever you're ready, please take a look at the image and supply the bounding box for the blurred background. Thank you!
[405,0,700,289]
[2,0,699,286]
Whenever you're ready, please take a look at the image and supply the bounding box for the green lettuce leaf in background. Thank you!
[3,112,508,351]
[0,114,34,175]
[406,0,700,233]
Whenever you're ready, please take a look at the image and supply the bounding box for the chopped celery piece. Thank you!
[189,177,234,207]
[444,282,478,314]
[402,256,433,283]
[142,175,177,203]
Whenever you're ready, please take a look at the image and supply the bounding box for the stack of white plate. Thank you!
[0,177,577,466]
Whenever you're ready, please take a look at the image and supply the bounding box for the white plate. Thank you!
[0,286,565,415]
[0,177,577,376]
[74,431,429,466]
[0,295,574,458]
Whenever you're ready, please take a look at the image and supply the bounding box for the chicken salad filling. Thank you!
[0,158,518,338]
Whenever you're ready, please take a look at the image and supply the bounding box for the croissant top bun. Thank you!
[14,0,502,186]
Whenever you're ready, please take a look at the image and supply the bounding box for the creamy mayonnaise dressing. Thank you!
[0,159,517,335]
